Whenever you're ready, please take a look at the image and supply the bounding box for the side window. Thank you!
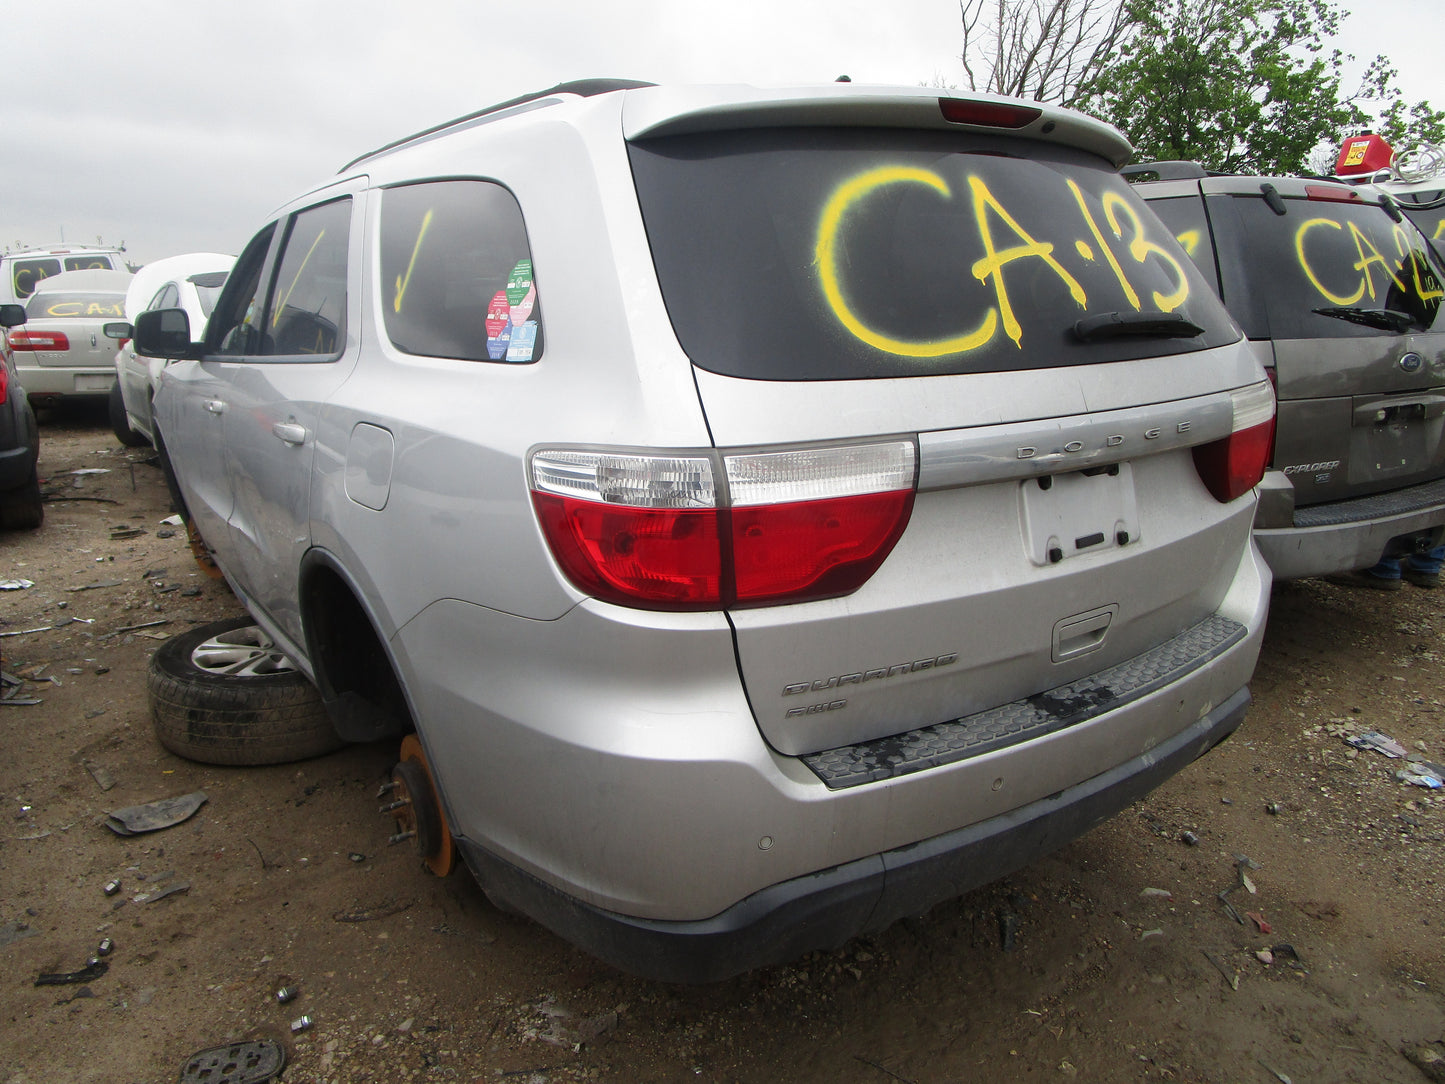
[210,225,278,356]
[1146,195,1220,296]
[64,255,113,272]
[262,198,351,357]
[378,180,542,363]
[148,283,180,312]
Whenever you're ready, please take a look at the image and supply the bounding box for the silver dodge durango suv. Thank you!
[139,80,1273,981]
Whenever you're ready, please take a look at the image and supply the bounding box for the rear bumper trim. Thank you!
[458,687,1250,983]
[802,613,1245,789]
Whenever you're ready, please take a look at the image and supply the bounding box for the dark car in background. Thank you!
[0,301,41,529]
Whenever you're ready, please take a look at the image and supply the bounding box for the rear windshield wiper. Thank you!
[1073,311,1206,342]
[1312,306,1417,333]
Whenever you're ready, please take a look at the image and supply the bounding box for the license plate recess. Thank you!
[1019,464,1139,566]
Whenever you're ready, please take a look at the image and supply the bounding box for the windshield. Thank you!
[627,128,1239,380]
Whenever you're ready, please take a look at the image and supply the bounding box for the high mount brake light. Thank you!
[938,98,1042,129]
[9,330,70,351]
[530,442,917,610]
[1192,382,1276,503]
[1305,184,1364,204]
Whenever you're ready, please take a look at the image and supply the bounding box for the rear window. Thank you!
[64,255,114,272]
[11,259,60,300]
[1227,195,1444,339]
[627,128,1239,380]
[26,292,126,319]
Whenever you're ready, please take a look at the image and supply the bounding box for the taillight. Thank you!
[938,98,1042,128]
[0,362,8,405]
[1192,382,1276,502]
[530,442,917,610]
[9,330,70,351]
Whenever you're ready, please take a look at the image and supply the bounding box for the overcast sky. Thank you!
[7,0,1440,266]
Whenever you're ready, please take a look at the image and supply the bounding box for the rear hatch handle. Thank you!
[1353,393,1445,426]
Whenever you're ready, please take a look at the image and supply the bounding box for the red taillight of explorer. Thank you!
[530,441,917,610]
[1192,381,1276,503]
[0,361,8,405]
[9,329,70,351]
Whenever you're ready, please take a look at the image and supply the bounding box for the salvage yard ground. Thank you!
[2,409,1444,1084]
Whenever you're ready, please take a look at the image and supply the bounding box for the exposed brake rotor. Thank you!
[379,734,455,876]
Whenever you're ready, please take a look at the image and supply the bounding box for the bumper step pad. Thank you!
[802,613,1246,790]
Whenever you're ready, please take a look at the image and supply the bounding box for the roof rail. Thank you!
[1120,161,1210,183]
[340,78,656,172]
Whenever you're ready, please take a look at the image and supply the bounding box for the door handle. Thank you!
[203,399,226,414]
[272,422,307,445]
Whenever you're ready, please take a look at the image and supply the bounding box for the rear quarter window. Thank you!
[1145,195,1220,295]
[627,128,1239,381]
[378,180,542,363]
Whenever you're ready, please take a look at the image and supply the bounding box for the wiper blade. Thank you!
[1312,306,1417,333]
[1073,311,1206,342]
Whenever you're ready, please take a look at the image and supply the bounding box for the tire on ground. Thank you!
[148,615,343,765]
[109,381,149,448]
[0,464,44,530]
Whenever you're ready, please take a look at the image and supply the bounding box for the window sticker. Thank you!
[486,289,512,360]
[505,259,533,306]
[510,285,536,326]
[507,320,538,363]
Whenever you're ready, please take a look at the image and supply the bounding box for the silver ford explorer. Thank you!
[1129,163,1445,580]
[142,80,1273,981]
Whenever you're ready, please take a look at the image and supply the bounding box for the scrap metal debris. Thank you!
[332,898,414,923]
[1345,730,1408,758]
[132,882,190,905]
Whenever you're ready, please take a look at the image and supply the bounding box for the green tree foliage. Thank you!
[957,0,1444,174]
[1078,0,1374,172]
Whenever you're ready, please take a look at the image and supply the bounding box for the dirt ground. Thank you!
[3,407,1444,1084]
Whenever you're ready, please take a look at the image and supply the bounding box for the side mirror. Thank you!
[103,321,134,340]
[0,303,26,329]
[133,308,200,360]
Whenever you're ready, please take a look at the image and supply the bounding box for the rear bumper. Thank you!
[1254,472,1445,579]
[16,363,114,399]
[461,686,1250,983]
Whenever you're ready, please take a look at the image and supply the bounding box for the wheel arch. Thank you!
[298,548,415,743]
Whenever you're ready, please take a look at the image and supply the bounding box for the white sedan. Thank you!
[108,252,232,447]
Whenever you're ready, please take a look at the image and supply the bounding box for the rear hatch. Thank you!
[1204,181,1445,508]
[623,99,1267,757]
[16,285,126,380]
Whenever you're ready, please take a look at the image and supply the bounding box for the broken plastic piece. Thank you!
[104,792,208,836]
[1245,911,1272,934]
[35,960,109,986]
